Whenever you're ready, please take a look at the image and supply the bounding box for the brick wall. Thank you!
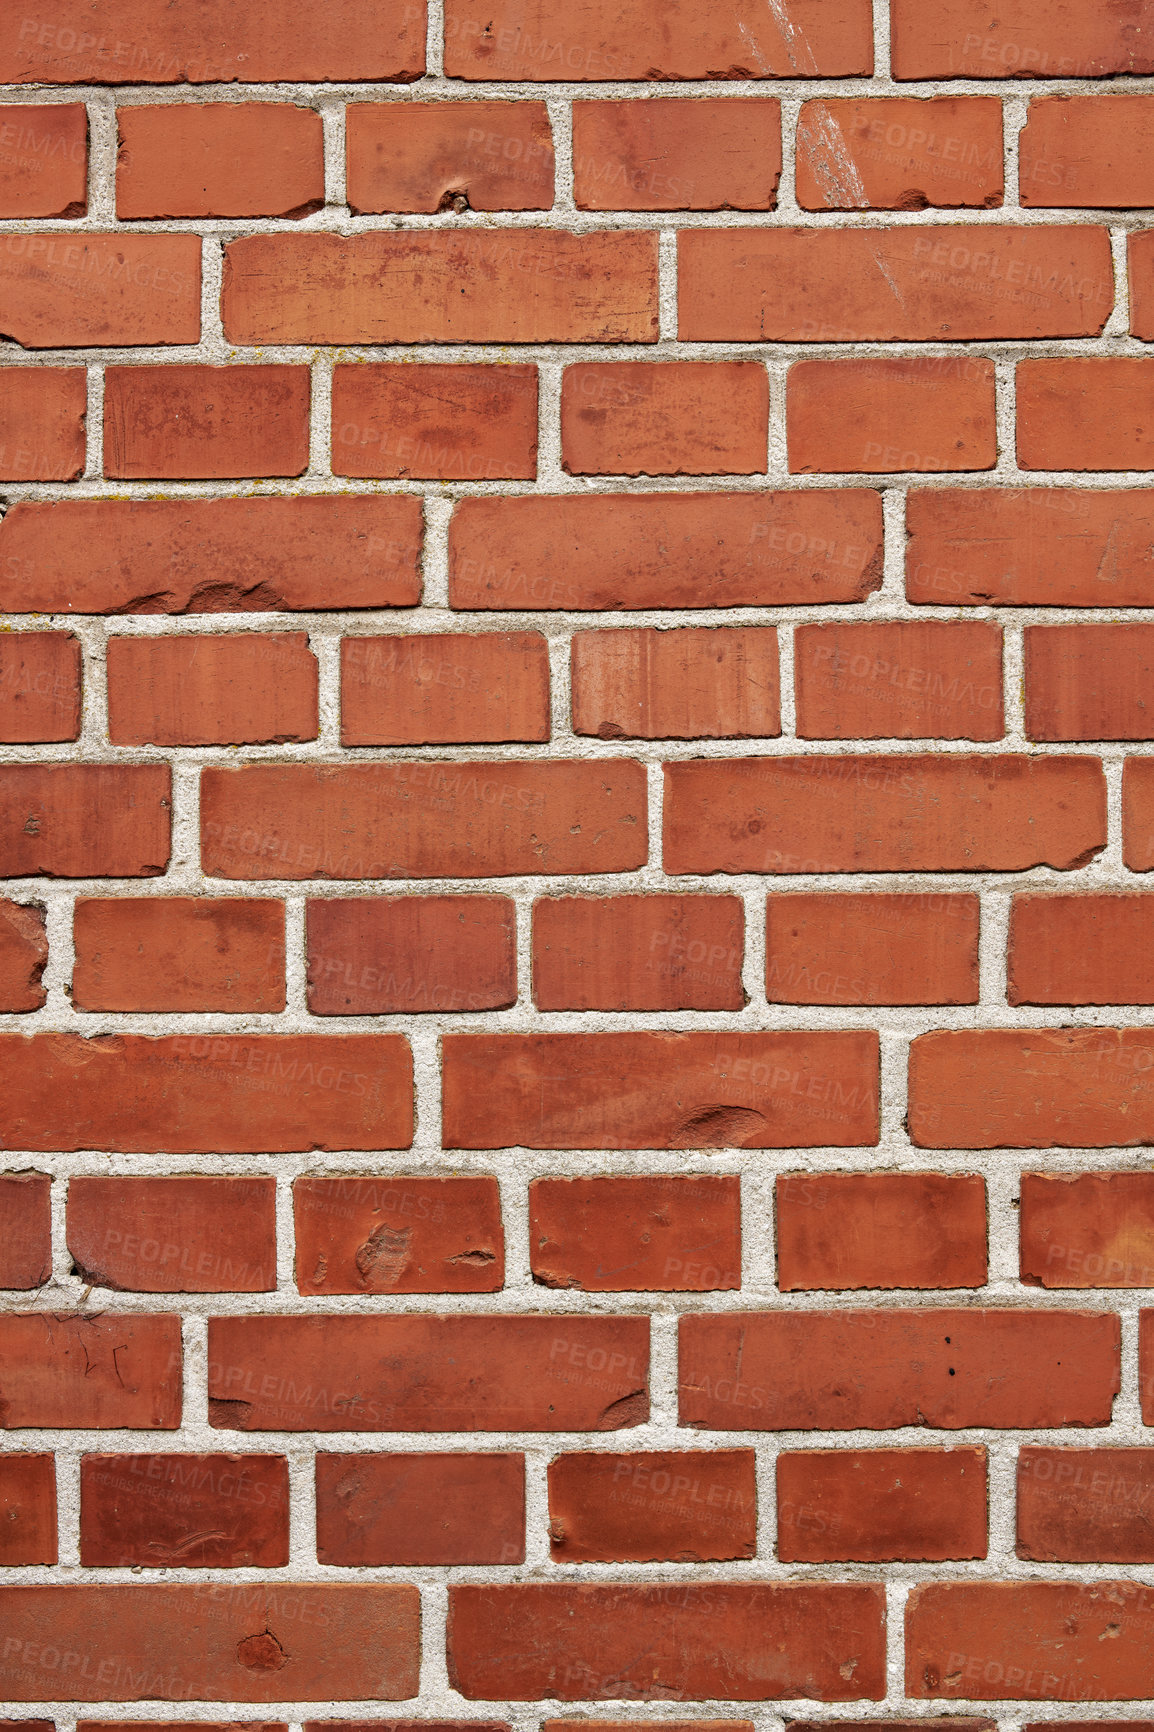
[3,0,1154,1725]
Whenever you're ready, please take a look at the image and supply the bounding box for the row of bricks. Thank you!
[3,1442,1151,1567]
[9,488,1154,613]
[18,94,1154,221]
[3,1169,1153,1295]
[14,225,1154,349]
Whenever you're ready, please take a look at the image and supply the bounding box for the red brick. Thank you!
[1019,359,1154,470]
[334,364,537,480]
[1020,1172,1154,1288]
[72,896,285,1014]
[0,1313,181,1429]
[447,1583,885,1701]
[293,1174,504,1295]
[778,1448,987,1562]
[316,1452,524,1565]
[1021,95,1154,206]
[0,104,86,216]
[891,0,1154,79]
[776,1173,988,1291]
[347,101,553,212]
[562,363,768,476]
[791,1722,992,1732]
[547,1448,755,1561]
[444,1032,878,1150]
[307,896,515,1017]
[443,0,874,78]
[794,621,1003,739]
[80,1453,288,1567]
[1125,759,1154,869]
[680,226,1112,341]
[1141,1313,1154,1421]
[306,1724,504,1732]
[788,357,996,474]
[533,894,744,1012]
[117,103,323,219]
[0,1172,51,1287]
[0,234,200,347]
[0,902,47,1014]
[0,630,81,742]
[680,1309,1119,1430]
[0,368,85,480]
[0,1584,418,1701]
[665,756,1104,875]
[529,1175,741,1291]
[0,1,426,82]
[0,496,422,615]
[222,231,657,344]
[546,1723,753,1732]
[0,765,171,879]
[1129,229,1154,338]
[104,366,309,480]
[0,1033,412,1154]
[1018,1446,1154,1562]
[1010,894,1154,1005]
[796,98,1003,210]
[341,632,549,745]
[107,633,318,746]
[910,1029,1154,1149]
[0,1456,56,1566]
[449,491,883,610]
[573,98,780,210]
[67,1177,277,1293]
[208,1315,648,1432]
[907,486,1154,607]
[201,761,647,880]
[767,892,980,1007]
[906,1582,1154,1699]
[572,627,779,741]
[1026,624,1154,740]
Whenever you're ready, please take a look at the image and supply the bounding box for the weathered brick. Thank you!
[117,103,323,218]
[104,365,310,480]
[107,632,318,747]
[0,1172,51,1287]
[1018,359,1154,470]
[0,104,86,216]
[0,367,85,480]
[776,1173,988,1290]
[0,1314,181,1429]
[72,896,285,1013]
[0,765,171,879]
[571,627,780,739]
[67,1177,277,1293]
[293,1174,504,1294]
[333,364,537,481]
[547,1449,756,1561]
[0,630,81,742]
[532,894,745,1011]
[347,101,553,212]
[891,0,1154,80]
[787,357,997,474]
[1018,1446,1154,1561]
[0,233,200,346]
[1010,894,1154,1005]
[80,1453,289,1567]
[1020,1172,1154,1288]
[529,1175,742,1291]
[307,896,516,1015]
[794,621,1003,739]
[341,632,549,744]
[0,1455,56,1565]
[1020,95,1154,207]
[0,901,48,1014]
[796,98,1003,209]
[561,362,768,476]
[1025,624,1154,739]
[573,99,780,210]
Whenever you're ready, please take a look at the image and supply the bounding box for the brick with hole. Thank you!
[341,632,549,745]
[0,1455,56,1565]
[222,231,658,344]
[107,633,318,746]
[776,1173,988,1291]
[529,1175,741,1292]
[80,1453,289,1567]
[794,621,1003,739]
[0,631,81,742]
[796,98,1003,210]
[1018,359,1154,470]
[449,491,883,610]
[316,1452,524,1565]
[1125,759,1154,870]
[532,894,745,1012]
[0,765,171,879]
[444,1032,879,1150]
[0,368,85,480]
[0,496,423,614]
[573,98,780,211]
[0,104,86,216]
[307,896,516,1015]
[208,1315,648,1432]
[561,363,768,476]
[0,1313,181,1429]
[547,1448,756,1562]
[72,897,286,1013]
[891,0,1154,79]
[1009,894,1154,1004]
[0,233,200,347]
[347,101,553,212]
[334,364,537,480]
[777,1447,988,1562]
[1021,95,1154,208]
[0,1033,413,1154]
[67,1177,277,1293]
[293,1174,504,1295]
[787,357,997,474]
[116,103,324,219]
[680,1309,1119,1430]
[0,901,47,1014]
[1020,1172,1154,1289]
[1017,1446,1154,1562]
[104,366,310,480]
[1025,624,1154,740]
[571,627,780,740]
[767,891,980,1007]
[0,1172,50,1288]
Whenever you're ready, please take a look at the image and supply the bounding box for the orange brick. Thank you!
[1025,624,1154,740]
[347,101,553,212]
[117,103,323,218]
[1018,359,1154,470]
[1124,758,1154,870]
[1020,1172,1154,1289]
[776,1172,988,1290]
[891,0,1154,79]
[72,897,285,1013]
[1011,895,1154,1007]
[104,365,310,480]
[334,364,537,480]
[0,105,86,216]
[107,633,318,746]
[341,632,549,745]
[571,627,779,739]
[794,621,1003,739]
[562,363,767,477]
[573,98,780,210]
[0,367,85,480]
[796,98,1003,209]
[0,234,200,347]
[533,894,745,1012]
[1021,95,1154,207]
[787,357,996,474]
[768,892,980,1007]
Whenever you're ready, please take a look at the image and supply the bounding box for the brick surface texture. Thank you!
[4,2,1154,1727]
